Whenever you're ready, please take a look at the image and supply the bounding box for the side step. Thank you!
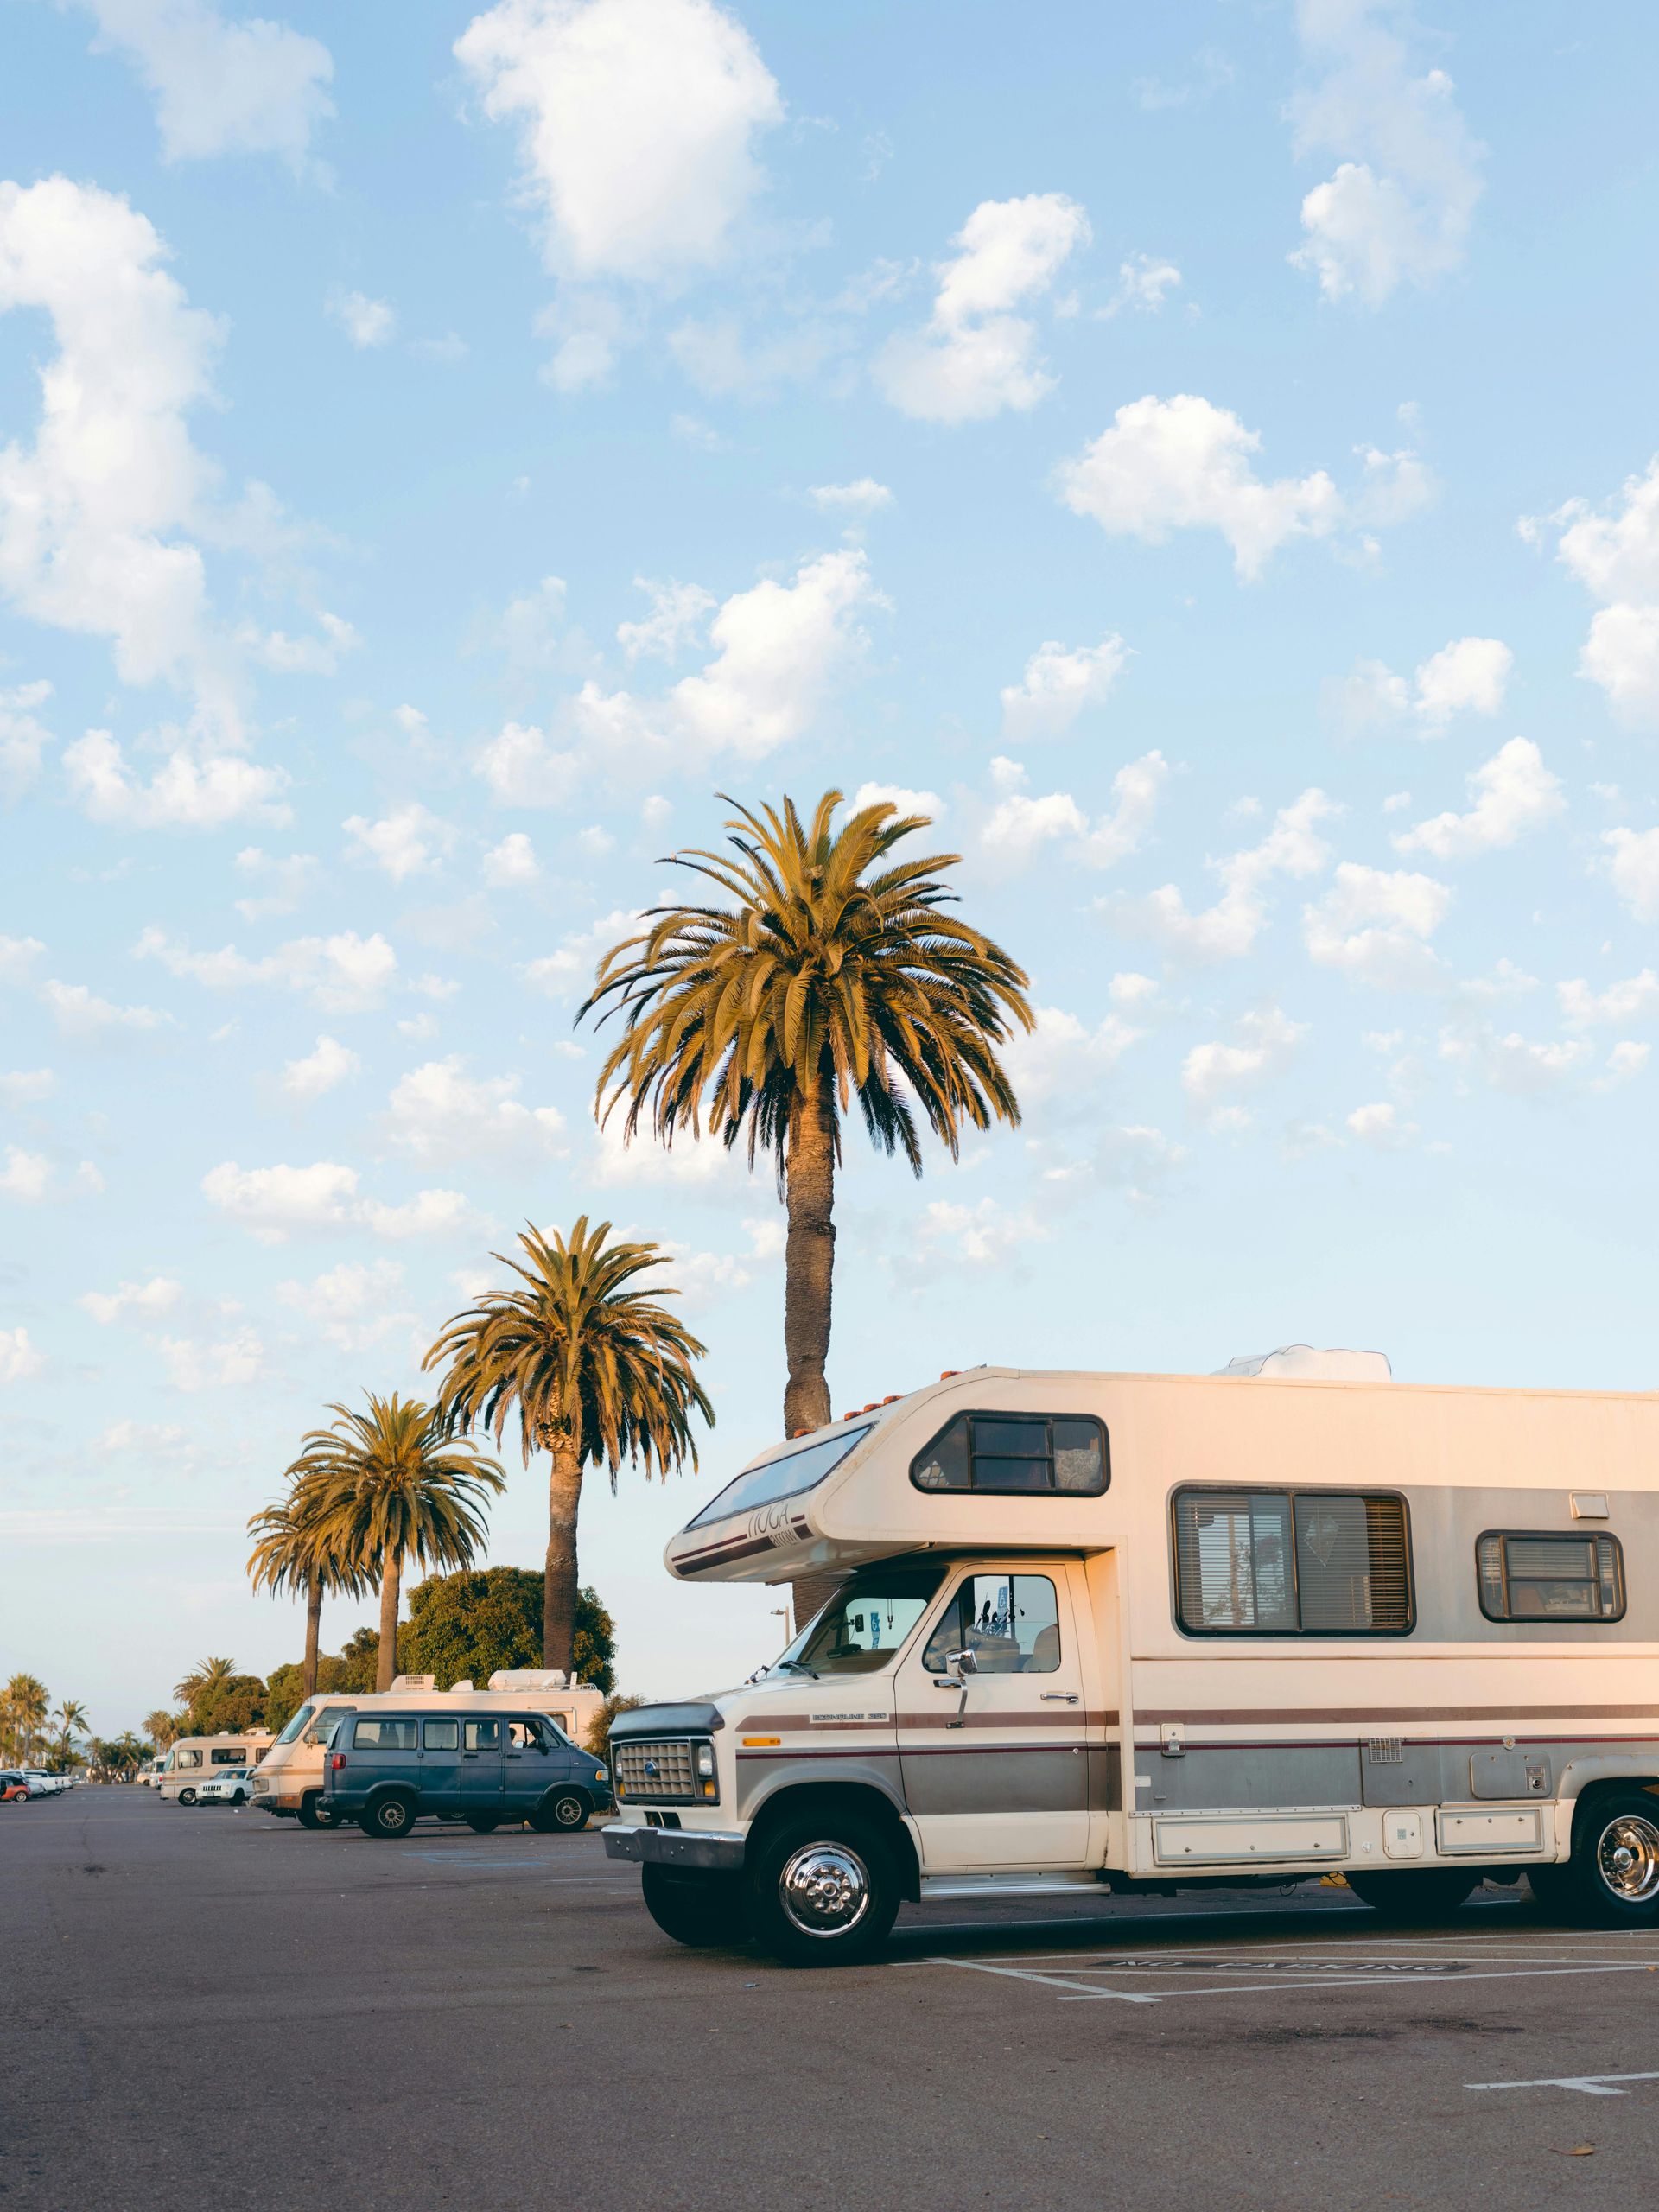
[918,1871,1104,1901]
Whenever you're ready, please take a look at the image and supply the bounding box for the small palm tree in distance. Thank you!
[424,1217,711,1677]
[291,1393,505,1693]
[580,791,1033,1433]
[247,1471,369,1697]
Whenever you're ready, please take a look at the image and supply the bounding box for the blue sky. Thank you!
[6,0,1659,1737]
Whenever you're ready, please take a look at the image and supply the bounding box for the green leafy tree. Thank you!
[402,1567,616,1694]
[293,1394,505,1693]
[585,1692,650,1761]
[262,1655,351,1736]
[424,1218,710,1678]
[333,1627,388,1694]
[190,1675,267,1736]
[247,1472,368,1697]
[581,792,1033,1433]
[174,1656,236,1707]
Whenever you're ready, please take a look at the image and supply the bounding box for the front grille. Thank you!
[613,1738,699,1802]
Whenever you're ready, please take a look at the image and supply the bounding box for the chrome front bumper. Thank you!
[601,1822,746,1872]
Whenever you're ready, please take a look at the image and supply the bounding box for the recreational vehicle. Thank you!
[604,1351,1659,1963]
[158,1731,274,1804]
[250,1671,606,1828]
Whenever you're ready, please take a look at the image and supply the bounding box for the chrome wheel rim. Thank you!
[381,1802,408,1833]
[779,1842,870,1938]
[1597,1814,1659,1901]
[556,1796,583,1826]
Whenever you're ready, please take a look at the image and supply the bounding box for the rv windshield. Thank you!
[275,1703,318,1747]
[686,1426,873,1529]
[772,1566,945,1677]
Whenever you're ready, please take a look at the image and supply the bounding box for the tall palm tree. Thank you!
[52,1700,90,1765]
[581,791,1033,1433]
[290,1393,505,1694]
[174,1656,236,1710]
[247,1472,367,1698]
[424,1219,712,1676]
[3,1673,49,1764]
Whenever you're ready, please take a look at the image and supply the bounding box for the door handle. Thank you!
[1040,1693,1079,1703]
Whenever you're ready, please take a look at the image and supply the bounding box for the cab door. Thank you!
[894,1562,1091,1870]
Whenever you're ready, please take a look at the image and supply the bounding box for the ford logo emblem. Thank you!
[644,1758,659,1777]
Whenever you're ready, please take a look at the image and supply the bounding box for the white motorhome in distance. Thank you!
[251,1671,607,1828]
[159,1731,275,1804]
[603,1351,1659,1965]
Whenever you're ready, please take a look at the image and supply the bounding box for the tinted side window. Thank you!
[1173,1488,1413,1636]
[1478,1531,1624,1621]
[911,1413,1109,1497]
[463,1719,504,1751]
[423,1719,460,1751]
[353,1718,418,1750]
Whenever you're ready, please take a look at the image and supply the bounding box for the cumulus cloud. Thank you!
[202,1158,485,1243]
[876,194,1090,423]
[135,925,398,1013]
[523,907,644,1000]
[41,978,171,1038]
[483,831,540,886]
[1532,458,1659,728]
[1112,788,1337,960]
[280,1034,360,1102]
[1287,0,1484,306]
[79,1274,183,1322]
[850,781,943,819]
[1332,634,1512,734]
[343,803,455,882]
[1440,1023,1593,1098]
[1345,1098,1418,1148]
[1000,635,1128,741]
[1302,860,1451,987]
[1602,826,1659,922]
[1102,253,1182,316]
[383,1057,567,1164]
[1182,1004,1306,1125]
[0,1325,45,1383]
[69,0,333,168]
[808,480,893,516]
[1559,969,1659,1030]
[1003,1004,1143,1109]
[0,1068,55,1104]
[64,730,290,830]
[276,1257,417,1352]
[0,678,54,800]
[1392,738,1564,861]
[329,289,394,346]
[616,578,715,662]
[233,847,319,920]
[980,751,1166,874]
[156,1326,267,1392]
[1055,395,1349,579]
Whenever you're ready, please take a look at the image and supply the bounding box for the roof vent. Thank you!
[1216,1344,1393,1382]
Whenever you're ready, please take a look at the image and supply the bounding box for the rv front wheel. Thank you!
[1564,1791,1659,1927]
[640,1865,752,1948]
[1344,1868,1476,1921]
[748,1815,900,1967]
[176,1789,197,1808]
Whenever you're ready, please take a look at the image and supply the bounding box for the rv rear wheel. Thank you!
[641,1865,752,1948]
[1344,1869,1477,1921]
[359,1792,416,1840]
[297,1795,339,1831]
[1560,1790,1659,1928]
[747,1815,900,1967]
[177,1788,197,1807]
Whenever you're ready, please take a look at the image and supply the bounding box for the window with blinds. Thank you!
[1173,1487,1414,1636]
[1476,1530,1624,1622]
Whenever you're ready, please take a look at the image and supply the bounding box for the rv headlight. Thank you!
[694,1742,715,1779]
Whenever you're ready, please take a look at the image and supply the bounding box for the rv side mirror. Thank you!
[946,1648,978,1678]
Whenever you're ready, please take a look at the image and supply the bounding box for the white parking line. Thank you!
[1467,2071,1659,2097]
[920,1953,1659,2006]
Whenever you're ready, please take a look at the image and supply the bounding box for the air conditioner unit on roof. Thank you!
[388,1674,436,1692]
[487,1669,569,1690]
[1216,1344,1393,1382]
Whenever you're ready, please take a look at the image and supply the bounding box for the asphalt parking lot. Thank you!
[4,1790,1658,2211]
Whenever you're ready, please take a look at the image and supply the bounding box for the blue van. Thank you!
[323,1710,612,1840]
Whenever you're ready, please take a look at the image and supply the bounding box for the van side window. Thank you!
[463,1719,504,1751]
[509,1720,551,1751]
[353,1718,418,1750]
[1173,1488,1413,1636]
[911,1414,1108,1497]
[1478,1531,1624,1621]
[923,1574,1062,1674]
[423,1719,460,1751]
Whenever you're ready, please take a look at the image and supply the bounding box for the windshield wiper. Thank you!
[772,1657,819,1678]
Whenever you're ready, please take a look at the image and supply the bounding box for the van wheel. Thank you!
[1344,1869,1477,1920]
[465,1815,500,1834]
[177,1788,197,1807]
[1560,1791,1659,1927]
[297,1795,339,1831]
[747,1815,899,1967]
[641,1865,752,1948]
[360,1794,416,1840]
[531,1791,589,1834]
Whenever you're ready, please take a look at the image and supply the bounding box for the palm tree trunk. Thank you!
[302,1567,322,1697]
[376,1551,403,1694]
[544,1443,584,1675]
[783,1073,836,1434]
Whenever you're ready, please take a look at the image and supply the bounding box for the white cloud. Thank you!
[233,847,319,920]
[343,803,455,882]
[1559,970,1659,1030]
[41,978,171,1038]
[850,781,943,819]
[590,1110,743,1188]
[1346,1099,1417,1148]
[359,1187,488,1241]
[1182,1004,1306,1123]
[0,935,46,982]
[329,289,394,347]
[0,678,53,799]
[1003,1004,1142,1109]
[1112,788,1337,960]
[1599,1041,1650,1088]
[384,1057,567,1164]
[483,831,541,886]
[981,751,1166,874]
[523,906,643,1000]
[79,1274,183,1323]
[876,194,1090,423]
[1535,459,1659,728]
[1102,253,1182,316]
[1000,635,1128,741]
[616,577,715,662]
[808,480,893,516]
[0,1325,44,1384]
[64,730,290,830]
[280,1034,360,1102]
[1393,738,1564,861]
[156,1326,266,1392]
[201,1158,359,1239]
[1055,395,1346,579]
[0,1068,55,1104]
[1440,1023,1593,1098]
[1602,826,1659,922]
[474,719,582,808]
[276,1258,417,1351]
[1303,860,1451,987]
[455,0,782,282]
[0,1147,53,1202]
[1338,634,1512,734]
[248,609,360,677]
[71,0,333,167]
[134,925,397,1011]
[1287,0,1483,306]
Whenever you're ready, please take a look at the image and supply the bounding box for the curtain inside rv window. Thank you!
[1175,1488,1412,1635]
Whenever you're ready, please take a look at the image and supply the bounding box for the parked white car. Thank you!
[23,1770,62,1797]
[195,1766,254,1807]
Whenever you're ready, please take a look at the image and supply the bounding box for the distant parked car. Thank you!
[1,1770,29,1803]
[22,1770,60,1798]
[196,1766,254,1808]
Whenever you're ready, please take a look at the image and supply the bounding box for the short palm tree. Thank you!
[424,1218,712,1676]
[4,1673,49,1764]
[247,1473,368,1698]
[52,1700,90,1764]
[174,1656,235,1710]
[581,791,1033,1433]
[289,1393,505,1694]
